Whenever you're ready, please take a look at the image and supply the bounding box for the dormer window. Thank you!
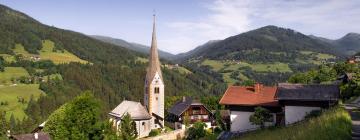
[154,87,159,94]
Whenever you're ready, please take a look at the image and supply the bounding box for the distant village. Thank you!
[6,16,360,140]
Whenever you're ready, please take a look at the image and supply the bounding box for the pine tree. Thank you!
[9,114,16,131]
[0,111,8,137]
[120,113,137,140]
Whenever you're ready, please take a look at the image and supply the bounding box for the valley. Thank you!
[0,2,359,140]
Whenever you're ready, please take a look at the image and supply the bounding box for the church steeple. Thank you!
[146,14,162,84]
[144,14,165,129]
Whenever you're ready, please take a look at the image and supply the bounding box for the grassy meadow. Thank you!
[12,40,88,64]
[0,84,44,120]
[0,67,29,84]
[0,54,16,63]
[39,40,88,64]
[235,107,351,140]
[201,59,292,84]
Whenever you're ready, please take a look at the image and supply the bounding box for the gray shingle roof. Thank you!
[168,97,210,116]
[109,100,152,120]
[275,83,340,101]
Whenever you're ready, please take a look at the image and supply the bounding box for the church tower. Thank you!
[144,14,164,129]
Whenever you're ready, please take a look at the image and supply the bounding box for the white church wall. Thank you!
[285,106,321,125]
[136,120,152,138]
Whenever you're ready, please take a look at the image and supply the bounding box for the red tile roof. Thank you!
[219,85,279,107]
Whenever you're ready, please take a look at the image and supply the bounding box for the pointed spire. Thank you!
[146,14,162,83]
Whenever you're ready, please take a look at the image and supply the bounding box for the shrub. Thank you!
[186,121,207,140]
[149,129,161,137]
[249,107,272,129]
[305,110,321,119]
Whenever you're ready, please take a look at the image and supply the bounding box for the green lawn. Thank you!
[0,67,29,84]
[0,84,44,120]
[236,107,351,140]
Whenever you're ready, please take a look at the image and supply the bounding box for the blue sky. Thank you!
[1,0,360,54]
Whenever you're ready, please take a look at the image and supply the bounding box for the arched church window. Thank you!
[154,87,159,94]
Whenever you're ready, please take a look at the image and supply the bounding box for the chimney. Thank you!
[34,132,38,140]
[182,96,186,102]
[254,83,262,93]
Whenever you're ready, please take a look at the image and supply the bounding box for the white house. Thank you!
[219,83,339,132]
[219,83,281,132]
[275,83,339,125]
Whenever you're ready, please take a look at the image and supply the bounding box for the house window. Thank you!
[154,87,160,94]
[142,122,146,130]
[192,107,201,114]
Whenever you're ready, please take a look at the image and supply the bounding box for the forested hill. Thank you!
[176,26,347,85]
[177,25,344,62]
[310,33,360,56]
[0,4,226,134]
[91,35,175,60]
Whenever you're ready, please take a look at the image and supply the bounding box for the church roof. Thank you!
[146,15,162,84]
[109,100,152,120]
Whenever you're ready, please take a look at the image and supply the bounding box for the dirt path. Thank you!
[345,98,360,140]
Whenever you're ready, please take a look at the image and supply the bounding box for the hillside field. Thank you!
[0,84,44,120]
[0,67,29,84]
[12,40,88,64]
[201,59,292,84]
[39,40,88,64]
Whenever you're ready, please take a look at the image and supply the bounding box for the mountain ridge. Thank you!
[90,35,175,60]
[175,25,350,85]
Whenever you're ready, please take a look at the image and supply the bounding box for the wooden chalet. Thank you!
[166,97,213,129]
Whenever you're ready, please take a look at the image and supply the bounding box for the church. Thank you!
[108,15,165,138]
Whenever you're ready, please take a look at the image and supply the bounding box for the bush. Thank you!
[148,129,161,137]
[214,127,222,133]
[305,110,321,119]
[249,107,272,129]
[186,121,207,140]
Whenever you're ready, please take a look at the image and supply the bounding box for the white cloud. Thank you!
[160,0,360,54]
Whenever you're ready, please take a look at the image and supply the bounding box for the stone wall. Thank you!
[141,129,185,140]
